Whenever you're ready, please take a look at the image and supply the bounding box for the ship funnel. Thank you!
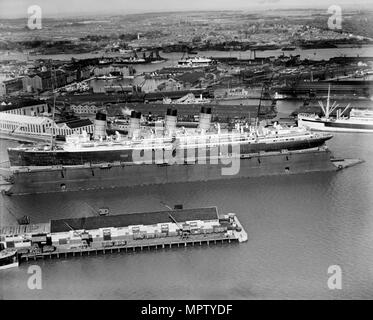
[94,112,107,140]
[198,107,212,132]
[129,111,141,138]
[165,108,177,135]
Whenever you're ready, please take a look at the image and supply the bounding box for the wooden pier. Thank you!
[19,234,240,264]
[2,207,248,268]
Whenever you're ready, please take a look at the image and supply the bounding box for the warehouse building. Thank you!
[0,113,93,137]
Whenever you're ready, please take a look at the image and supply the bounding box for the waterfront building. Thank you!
[70,104,99,115]
[93,64,131,77]
[22,70,67,93]
[0,101,49,116]
[0,78,23,96]
[156,78,184,92]
[55,118,94,136]
[175,71,207,89]
[0,113,54,137]
[0,113,93,137]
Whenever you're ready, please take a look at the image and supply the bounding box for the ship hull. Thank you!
[298,118,373,133]
[7,147,337,195]
[8,137,331,167]
[0,262,19,270]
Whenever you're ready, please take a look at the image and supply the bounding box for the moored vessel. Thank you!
[298,86,373,133]
[177,56,213,68]
[8,108,332,167]
[3,106,347,195]
[298,108,373,133]
[0,248,19,270]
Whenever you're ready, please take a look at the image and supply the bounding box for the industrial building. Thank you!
[0,101,49,116]
[70,104,99,114]
[0,78,23,96]
[0,113,94,138]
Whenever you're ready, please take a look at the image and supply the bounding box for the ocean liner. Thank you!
[5,107,337,195]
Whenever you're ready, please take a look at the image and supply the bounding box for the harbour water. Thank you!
[1,99,373,299]
[2,45,373,64]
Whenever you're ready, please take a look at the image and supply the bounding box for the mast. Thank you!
[50,66,56,148]
[326,84,331,118]
[257,73,275,127]
[256,83,265,128]
[318,85,341,120]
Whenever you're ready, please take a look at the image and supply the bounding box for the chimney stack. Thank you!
[198,107,212,133]
[165,108,177,135]
[128,111,141,138]
[93,112,107,140]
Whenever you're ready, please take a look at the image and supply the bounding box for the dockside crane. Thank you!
[9,124,27,135]
[168,213,191,238]
[256,72,275,125]
[160,201,190,238]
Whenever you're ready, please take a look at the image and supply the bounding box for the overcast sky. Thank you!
[0,0,371,18]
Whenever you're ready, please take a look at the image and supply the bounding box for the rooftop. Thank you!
[0,113,53,125]
[50,207,219,233]
[176,71,205,84]
[63,118,93,129]
[0,223,51,237]
[0,99,47,112]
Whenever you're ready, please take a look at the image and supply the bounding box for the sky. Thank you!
[0,0,371,19]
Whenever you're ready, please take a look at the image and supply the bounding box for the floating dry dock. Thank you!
[0,207,247,267]
[1,147,363,196]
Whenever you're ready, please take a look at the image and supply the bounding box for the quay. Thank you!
[0,207,248,268]
[20,233,241,263]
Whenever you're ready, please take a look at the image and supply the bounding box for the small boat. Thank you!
[0,248,19,270]
[177,56,212,68]
[121,57,146,64]
[281,46,296,51]
[119,49,133,55]
[163,93,211,105]
[96,74,119,80]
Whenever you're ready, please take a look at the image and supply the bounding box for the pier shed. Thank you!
[50,207,220,233]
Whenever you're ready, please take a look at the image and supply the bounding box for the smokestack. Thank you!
[94,112,107,140]
[128,111,141,138]
[198,107,212,133]
[165,108,177,135]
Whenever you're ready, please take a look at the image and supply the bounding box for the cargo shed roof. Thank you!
[50,207,219,233]
[0,113,53,125]
[0,223,51,237]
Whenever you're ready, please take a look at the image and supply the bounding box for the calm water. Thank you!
[1,103,373,299]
